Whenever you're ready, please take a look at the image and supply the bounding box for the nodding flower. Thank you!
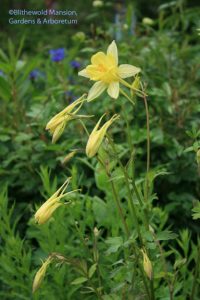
[79,40,140,101]
[46,94,86,143]
[32,257,52,293]
[34,178,78,225]
[141,249,153,280]
[86,114,119,158]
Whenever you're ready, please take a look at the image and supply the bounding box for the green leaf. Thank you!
[0,77,11,101]
[71,277,88,285]
[156,230,178,241]
[192,202,200,220]
[88,263,97,278]
[105,237,123,255]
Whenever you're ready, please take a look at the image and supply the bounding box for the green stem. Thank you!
[97,156,130,238]
[190,240,200,300]
[143,92,151,204]
[107,136,144,245]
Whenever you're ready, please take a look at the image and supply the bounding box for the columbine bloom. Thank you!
[141,249,152,280]
[86,114,119,158]
[78,40,140,101]
[34,178,74,224]
[46,94,86,143]
[49,48,65,62]
[32,257,52,293]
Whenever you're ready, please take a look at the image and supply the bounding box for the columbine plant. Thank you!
[32,41,199,299]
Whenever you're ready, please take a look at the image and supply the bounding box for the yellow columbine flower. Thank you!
[86,114,119,158]
[141,249,153,280]
[78,40,140,101]
[35,178,75,224]
[46,94,86,143]
[32,257,52,293]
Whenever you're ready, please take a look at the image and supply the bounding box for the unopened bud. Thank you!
[131,76,140,97]
[94,227,99,237]
[32,257,52,293]
[86,114,119,158]
[141,249,153,280]
[142,17,154,26]
[93,0,103,8]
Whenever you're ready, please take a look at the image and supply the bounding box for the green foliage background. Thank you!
[0,0,200,299]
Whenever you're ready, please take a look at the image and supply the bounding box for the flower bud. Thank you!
[141,249,153,280]
[35,178,74,224]
[32,257,52,293]
[131,76,140,97]
[94,227,99,237]
[62,150,77,165]
[142,17,154,26]
[46,94,86,143]
[72,32,86,43]
[93,0,104,8]
[86,114,119,158]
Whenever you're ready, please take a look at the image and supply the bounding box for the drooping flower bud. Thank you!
[34,178,76,224]
[86,114,119,158]
[46,94,86,143]
[141,249,153,280]
[131,75,140,97]
[62,150,77,165]
[32,257,52,293]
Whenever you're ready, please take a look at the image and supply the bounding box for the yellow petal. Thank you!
[107,40,118,65]
[118,64,141,78]
[87,81,107,102]
[107,82,119,99]
[78,68,90,78]
[91,52,107,65]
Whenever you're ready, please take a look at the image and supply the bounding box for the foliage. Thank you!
[0,1,200,299]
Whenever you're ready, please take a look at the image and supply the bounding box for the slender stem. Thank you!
[119,88,135,106]
[107,135,144,244]
[152,231,173,299]
[143,93,150,179]
[150,279,155,300]
[97,156,130,238]
[190,241,200,300]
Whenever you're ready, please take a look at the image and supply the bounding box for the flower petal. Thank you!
[107,40,118,65]
[78,68,90,78]
[107,82,119,99]
[118,64,141,78]
[91,52,107,65]
[87,81,107,102]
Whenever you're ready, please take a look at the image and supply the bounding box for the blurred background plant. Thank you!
[0,0,200,299]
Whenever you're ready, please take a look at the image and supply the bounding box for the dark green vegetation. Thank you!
[0,1,200,299]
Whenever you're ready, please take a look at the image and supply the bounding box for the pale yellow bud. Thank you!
[72,32,86,43]
[32,257,51,293]
[131,76,140,97]
[141,249,153,280]
[142,17,154,26]
[86,114,119,158]
[123,23,129,30]
[62,150,77,165]
[93,0,103,8]
[46,94,86,143]
[34,178,73,224]
[94,227,99,237]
